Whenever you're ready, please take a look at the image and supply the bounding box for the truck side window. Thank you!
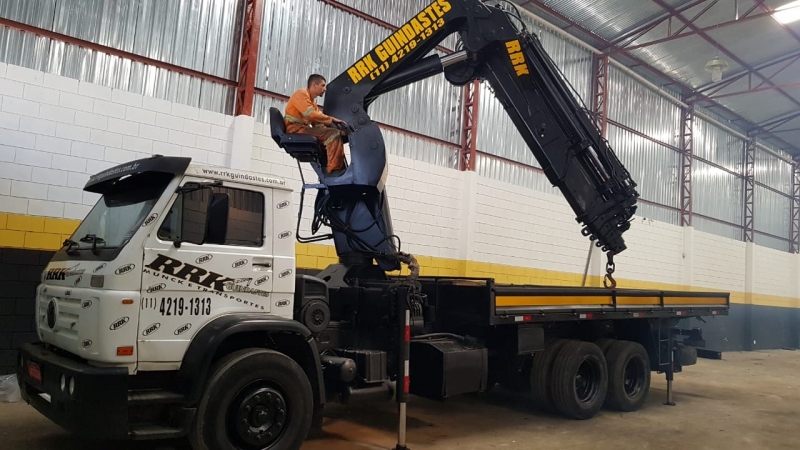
[157,185,265,247]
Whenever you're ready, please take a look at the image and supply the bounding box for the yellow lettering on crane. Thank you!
[345,0,452,85]
[505,39,529,77]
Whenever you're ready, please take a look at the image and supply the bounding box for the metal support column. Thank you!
[592,55,609,138]
[744,138,756,242]
[680,102,694,226]
[460,80,480,171]
[235,0,263,116]
[792,162,800,253]
[395,285,411,450]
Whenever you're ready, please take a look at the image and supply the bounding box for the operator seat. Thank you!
[268,107,328,169]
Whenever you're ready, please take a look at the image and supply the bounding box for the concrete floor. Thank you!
[1,349,798,450]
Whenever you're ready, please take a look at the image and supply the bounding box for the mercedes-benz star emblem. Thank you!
[46,300,57,329]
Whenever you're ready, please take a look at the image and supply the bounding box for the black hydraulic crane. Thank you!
[270,0,639,287]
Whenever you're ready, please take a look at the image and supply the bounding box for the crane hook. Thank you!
[603,253,617,289]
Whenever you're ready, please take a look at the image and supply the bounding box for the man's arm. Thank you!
[298,91,343,126]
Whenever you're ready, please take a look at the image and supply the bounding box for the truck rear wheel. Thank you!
[190,348,313,450]
[550,340,608,420]
[530,338,568,413]
[595,338,617,354]
[604,340,650,412]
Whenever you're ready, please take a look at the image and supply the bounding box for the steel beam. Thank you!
[751,55,800,91]
[235,0,263,116]
[758,2,800,49]
[671,0,719,36]
[318,0,452,54]
[756,110,800,133]
[707,79,800,101]
[522,0,800,156]
[611,8,776,55]
[592,55,609,138]
[680,102,694,226]
[695,49,800,96]
[0,18,236,89]
[607,0,710,48]
[744,138,756,242]
[792,163,800,253]
[608,118,680,152]
[460,80,480,171]
[651,0,800,114]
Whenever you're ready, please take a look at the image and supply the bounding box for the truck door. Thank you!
[138,178,274,363]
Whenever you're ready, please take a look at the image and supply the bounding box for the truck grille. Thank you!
[39,295,81,339]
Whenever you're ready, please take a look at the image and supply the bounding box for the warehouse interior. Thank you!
[0,0,799,449]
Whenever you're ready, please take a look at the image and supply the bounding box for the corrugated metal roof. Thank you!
[514,0,800,156]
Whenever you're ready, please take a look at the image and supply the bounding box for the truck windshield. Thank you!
[64,171,174,257]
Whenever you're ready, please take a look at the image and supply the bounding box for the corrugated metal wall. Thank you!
[692,117,744,237]
[753,145,793,252]
[255,0,463,148]
[337,0,460,51]
[605,66,682,225]
[607,67,681,145]
[0,0,241,113]
[475,10,592,181]
[254,95,459,168]
[0,0,796,252]
[474,154,561,196]
[606,124,680,223]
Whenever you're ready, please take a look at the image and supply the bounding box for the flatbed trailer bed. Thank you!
[407,276,729,325]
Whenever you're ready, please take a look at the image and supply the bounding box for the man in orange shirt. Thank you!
[284,74,349,174]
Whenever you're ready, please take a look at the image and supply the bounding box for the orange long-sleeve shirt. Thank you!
[284,88,331,133]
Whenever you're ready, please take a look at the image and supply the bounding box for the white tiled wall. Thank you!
[472,176,590,274]
[694,230,747,293]
[618,218,685,285]
[754,245,795,298]
[0,63,234,220]
[0,61,796,301]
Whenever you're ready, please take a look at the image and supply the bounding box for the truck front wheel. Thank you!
[190,348,314,450]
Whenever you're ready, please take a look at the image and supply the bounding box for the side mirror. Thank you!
[167,183,230,247]
[204,192,229,244]
[177,186,212,246]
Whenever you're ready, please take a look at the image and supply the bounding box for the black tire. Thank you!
[604,340,651,412]
[550,340,608,420]
[679,344,697,366]
[189,348,314,450]
[530,338,568,412]
[595,338,617,355]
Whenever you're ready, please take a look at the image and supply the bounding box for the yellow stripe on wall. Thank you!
[0,213,81,250]
[0,213,794,310]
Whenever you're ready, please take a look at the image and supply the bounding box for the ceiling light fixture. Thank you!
[773,0,800,24]
[705,56,730,82]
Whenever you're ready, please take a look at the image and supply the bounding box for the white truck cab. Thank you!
[37,156,296,373]
[18,155,325,448]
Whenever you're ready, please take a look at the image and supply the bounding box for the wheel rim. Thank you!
[228,382,289,449]
[310,308,325,327]
[574,359,601,403]
[623,356,646,398]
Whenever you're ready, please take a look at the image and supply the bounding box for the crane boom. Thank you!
[270,0,639,279]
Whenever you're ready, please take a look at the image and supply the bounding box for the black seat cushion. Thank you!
[268,106,330,169]
[280,134,318,146]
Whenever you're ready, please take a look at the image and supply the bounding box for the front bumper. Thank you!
[16,342,130,440]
